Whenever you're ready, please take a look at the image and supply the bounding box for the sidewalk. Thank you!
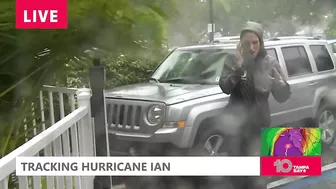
[285,170,336,189]
[306,177,336,189]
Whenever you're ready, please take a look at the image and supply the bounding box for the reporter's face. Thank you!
[241,32,260,57]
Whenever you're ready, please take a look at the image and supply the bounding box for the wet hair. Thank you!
[240,30,267,60]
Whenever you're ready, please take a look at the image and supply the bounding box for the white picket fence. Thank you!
[0,85,95,189]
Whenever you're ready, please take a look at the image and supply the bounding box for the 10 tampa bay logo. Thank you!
[274,159,310,173]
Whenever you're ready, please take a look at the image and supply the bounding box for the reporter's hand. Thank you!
[269,68,286,87]
[236,42,244,68]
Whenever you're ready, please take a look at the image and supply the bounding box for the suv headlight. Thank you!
[147,104,164,125]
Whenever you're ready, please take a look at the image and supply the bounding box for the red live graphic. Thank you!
[16,0,67,29]
[261,156,322,176]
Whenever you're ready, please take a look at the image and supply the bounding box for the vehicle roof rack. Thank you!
[211,40,239,44]
[268,36,321,41]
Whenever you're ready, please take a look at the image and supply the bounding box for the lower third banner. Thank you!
[16,156,260,176]
[261,156,322,176]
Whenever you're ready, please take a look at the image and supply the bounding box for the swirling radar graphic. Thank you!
[261,127,322,156]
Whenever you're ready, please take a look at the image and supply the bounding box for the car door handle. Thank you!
[309,81,318,86]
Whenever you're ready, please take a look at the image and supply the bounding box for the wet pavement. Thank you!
[305,173,336,189]
[268,169,336,189]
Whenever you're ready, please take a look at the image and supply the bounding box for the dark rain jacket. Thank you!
[219,53,291,130]
[218,23,291,134]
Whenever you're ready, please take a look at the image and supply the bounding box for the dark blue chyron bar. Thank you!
[267,163,336,189]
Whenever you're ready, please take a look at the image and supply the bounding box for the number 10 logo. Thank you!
[274,159,292,173]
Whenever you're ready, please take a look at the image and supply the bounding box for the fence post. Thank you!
[89,58,107,146]
[77,88,94,156]
[77,88,94,189]
[89,58,112,189]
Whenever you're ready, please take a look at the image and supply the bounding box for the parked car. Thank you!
[328,39,336,57]
[268,36,321,40]
[104,38,336,156]
[213,36,240,44]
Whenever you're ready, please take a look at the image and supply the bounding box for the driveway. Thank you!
[267,168,336,189]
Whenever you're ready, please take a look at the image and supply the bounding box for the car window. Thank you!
[281,46,312,77]
[266,48,278,61]
[177,50,235,83]
[151,48,236,84]
[310,45,334,72]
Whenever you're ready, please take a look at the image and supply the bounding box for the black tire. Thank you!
[314,103,336,146]
[188,127,238,156]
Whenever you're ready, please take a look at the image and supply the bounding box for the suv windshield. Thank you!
[151,48,236,84]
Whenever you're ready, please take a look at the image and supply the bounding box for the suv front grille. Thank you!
[108,104,142,129]
[105,98,164,134]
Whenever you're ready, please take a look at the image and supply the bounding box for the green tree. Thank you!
[325,9,336,38]
[166,0,335,44]
[167,0,233,45]
[226,0,334,34]
[0,0,176,158]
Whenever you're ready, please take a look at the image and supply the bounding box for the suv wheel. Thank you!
[189,128,231,156]
[316,104,336,146]
[204,134,226,155]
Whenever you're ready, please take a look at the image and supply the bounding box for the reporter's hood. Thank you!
[104,82,225,105]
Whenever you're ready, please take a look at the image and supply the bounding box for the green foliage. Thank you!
[326,29,336,38]
[167,0,335,43]
[64,49,169,89]
[326,9,336,39]
[167,0,234,45]
[0,0,175,160]
[0,0,175,97]
[225,0,334,33]
[105,54,164,88]
[0,2,174,188]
